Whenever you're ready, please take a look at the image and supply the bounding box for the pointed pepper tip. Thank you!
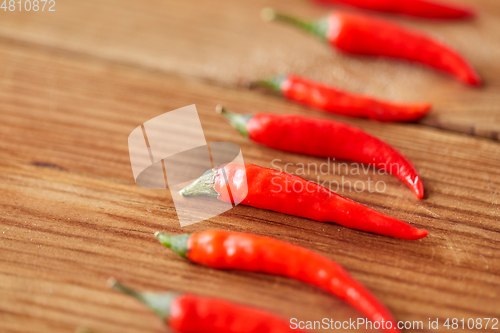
[408,103,432,121]
[415,228,429,240]
[415,179,425,200]
[413,186,424,200]
[470,76,482,87]
[453,4,476,19]
[416,103,432,115]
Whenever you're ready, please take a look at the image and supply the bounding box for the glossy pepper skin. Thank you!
[252,75,432,122]
[312,0,475,20]
[156,231,401,333]
[109,279,304,333]
[217,106,424,200]
[261,8,480,86]
[180,163,428,240]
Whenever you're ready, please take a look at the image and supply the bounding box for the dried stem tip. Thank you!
[261,7,277,22]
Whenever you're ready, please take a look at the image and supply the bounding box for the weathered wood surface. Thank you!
[1,40,499,333]
[0,1,499,332]
[0,0,500,140]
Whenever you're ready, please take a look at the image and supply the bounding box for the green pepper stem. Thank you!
[261,8,328,41]
[155,232,191,258]
[108,279,143,300]
[216,105,253,138]
[249,75,287,94]
[108,278,177,321]
[179,167,219,198]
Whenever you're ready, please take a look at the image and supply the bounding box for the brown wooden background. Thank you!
[0,0,499,332]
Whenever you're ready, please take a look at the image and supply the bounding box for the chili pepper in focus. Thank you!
[261,8,480,86]
[180,163,428,240]
[156,230,401,333]
[216,105,424,200]
[109,278,305,333]
[311,0,475,20]
[251,74,432,122]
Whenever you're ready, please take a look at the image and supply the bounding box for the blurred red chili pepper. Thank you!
[156,230,401,333]
[251,74,432,122]
[261,8,480,86]
[312,0,475,19]
[180,163,428,240]
[109,279,306,333]
[216,105,424,199]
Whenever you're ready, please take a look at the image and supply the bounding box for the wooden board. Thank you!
[0,1,499,333]
[1,40,499,333]
[0,0,500,140]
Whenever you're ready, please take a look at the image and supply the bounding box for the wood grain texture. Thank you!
[0,36,499,333]
[0,0,500,140]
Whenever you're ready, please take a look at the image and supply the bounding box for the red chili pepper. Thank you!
[261,8,480,86]
[251,74,432,122]
[311,0,476,20]
[216,105,424,200]
[156,231,401,333]
[109,279,305,333]
[180,163,428,240]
